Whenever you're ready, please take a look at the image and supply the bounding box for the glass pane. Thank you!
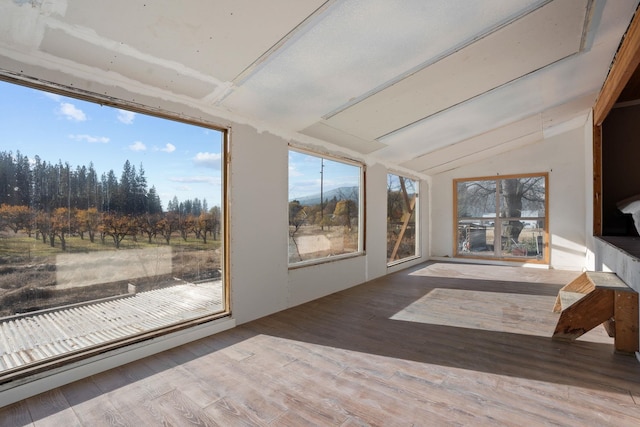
[499,176,546,218]
[500,220,544,259]
[457,180,496,218]
[455,174,547,262]
[387,174,418,263]
[457,220,496,256]
[288,151,362,264]
[498,176,546,260]
[0,81,225,373]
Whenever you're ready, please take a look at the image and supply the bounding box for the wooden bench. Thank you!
[552,271,639,354]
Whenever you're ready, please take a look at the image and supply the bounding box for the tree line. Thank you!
[0,150,163,214]
[0,150,221,250]
[288,187,360,235]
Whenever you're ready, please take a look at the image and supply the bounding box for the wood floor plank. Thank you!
[152,389,220,426]
[60,377,128,427]
[173,343,292,425]
[25,389,80,427]
[89,360,174,416]
[0,400,33,427]
[568,385,640,423]
[200,367,289,424]
[3,262,640,426]
[140,351,227,409]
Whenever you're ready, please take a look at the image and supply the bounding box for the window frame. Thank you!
[0,74,231,383]
[453,172,549,264]
[288,146,366,268]
[386,172,420,266]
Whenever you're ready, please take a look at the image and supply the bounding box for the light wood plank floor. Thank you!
[2,262,640,426]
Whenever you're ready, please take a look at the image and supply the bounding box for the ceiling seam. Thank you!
[321,0,555,121]
[213,1,337,107]
[227,0,336,88]
[416,129,543,174]
[375,51,584,142]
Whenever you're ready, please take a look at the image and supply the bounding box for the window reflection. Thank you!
[455,174,547,262]
[288,150,363,264]
[0,81,226,373]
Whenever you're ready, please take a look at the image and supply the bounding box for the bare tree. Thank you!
[501,177,545,242]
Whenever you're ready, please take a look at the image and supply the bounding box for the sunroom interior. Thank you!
[2,0,640,421]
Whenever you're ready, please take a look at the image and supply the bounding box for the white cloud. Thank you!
[129,141,147,151]
[288,164,304,177]
[59,102,87,121]
[69,134,110,144]
[160,143,176,153]
[117,109,136,124]
[43,92,62,102]
[193,152,221,168]
[169,176,216,184]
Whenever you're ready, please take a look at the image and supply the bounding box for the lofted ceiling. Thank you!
[0,0,638,175]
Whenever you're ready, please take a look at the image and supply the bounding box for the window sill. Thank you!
[288,251,365,270]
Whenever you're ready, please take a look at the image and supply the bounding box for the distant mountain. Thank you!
[291,186,359,206]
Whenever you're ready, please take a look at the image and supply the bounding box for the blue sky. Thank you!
[0,80,361,208]
[0,80,223,209]
[288,150,361,201]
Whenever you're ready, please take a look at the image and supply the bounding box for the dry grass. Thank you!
[0,231,222,317]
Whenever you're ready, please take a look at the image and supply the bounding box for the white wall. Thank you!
[229,125,290,324]
[0,71,432,404]
[0,68,430,328]
[229,127,430,323]
[583,112,597,271]
[430,126,588,271]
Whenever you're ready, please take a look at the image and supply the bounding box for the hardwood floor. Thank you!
[2,262,640,426]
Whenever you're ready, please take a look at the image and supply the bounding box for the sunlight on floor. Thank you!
[409,262,580,284]
[390,288,558,336]
[390,286,613,344]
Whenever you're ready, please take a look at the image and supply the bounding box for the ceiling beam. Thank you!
[594,6,640,125]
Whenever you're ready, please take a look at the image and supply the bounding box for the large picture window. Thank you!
[288,149,363,265]
[387,173,418,264]
[0,80,226,378]
[454,173,548,262]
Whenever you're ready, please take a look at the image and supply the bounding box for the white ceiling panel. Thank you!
[39,27,220,99]
[301,122,386,154]
[59,0,327,82]
[376,32,622,165]
[324,0,589,141]
[222,0,547,129]
[541,93,594,137]
[0,0,637,176]
[401,116,543,174]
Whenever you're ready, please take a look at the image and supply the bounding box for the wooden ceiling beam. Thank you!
[594,7,640,125]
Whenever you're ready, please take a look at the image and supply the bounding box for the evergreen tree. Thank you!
[135,163,148,214]
[14,151,31,207]
[147,186,163,214]
[102,170,118,213]
[87,162,99,209]
[0,151,16,206]
[117,160,133,213]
